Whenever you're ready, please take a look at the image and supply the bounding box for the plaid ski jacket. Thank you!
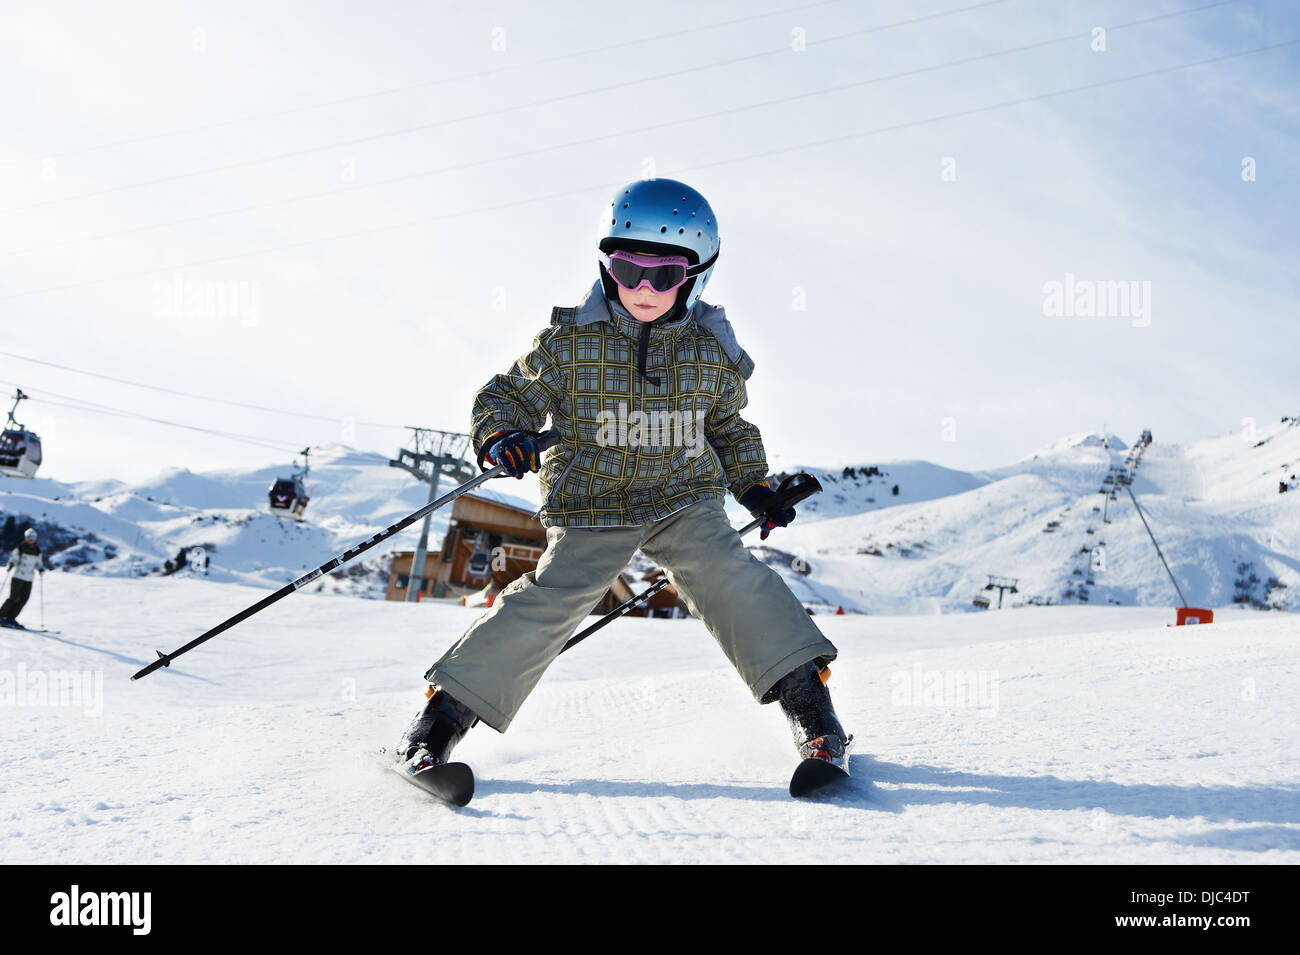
[470,280,769,527]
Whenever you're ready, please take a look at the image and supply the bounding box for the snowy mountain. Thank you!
[2,420,1298,614]
[757,419,1300,614]
[0,444,539,597]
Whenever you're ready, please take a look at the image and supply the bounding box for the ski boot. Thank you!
[396,684,479,770]
[773,660,854,771]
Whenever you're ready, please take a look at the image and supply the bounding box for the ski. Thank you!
[384,748,475,808]
[789,735,855,798]
[0,620,56,634]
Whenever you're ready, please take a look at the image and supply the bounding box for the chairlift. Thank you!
[268,447,311,519]
[0,389,42,479]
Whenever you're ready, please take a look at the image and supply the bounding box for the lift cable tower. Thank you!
[983,575,1020,609]
[388,428,475,602]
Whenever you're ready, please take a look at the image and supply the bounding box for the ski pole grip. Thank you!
[770,472,823,510]
[536,429,561,452]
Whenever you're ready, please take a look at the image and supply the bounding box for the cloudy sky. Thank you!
[1,0,1296,484]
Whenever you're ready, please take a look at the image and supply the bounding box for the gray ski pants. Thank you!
[425,494,838,732]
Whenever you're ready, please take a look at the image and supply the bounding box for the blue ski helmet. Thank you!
[597,178,720,315]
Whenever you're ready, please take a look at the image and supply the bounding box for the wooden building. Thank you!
[385,491,685,619]
[599,567,687,619]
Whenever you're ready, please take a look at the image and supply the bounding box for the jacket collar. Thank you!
[573,280,691,344]
[570,279,755,380]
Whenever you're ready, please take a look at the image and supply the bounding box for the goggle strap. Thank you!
[685,245,720,277]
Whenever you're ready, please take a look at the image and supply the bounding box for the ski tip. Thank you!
[789,758,850,798]
[393,758,475,808]
[439,763,475,807]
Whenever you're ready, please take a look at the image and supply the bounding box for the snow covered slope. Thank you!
[0,574,1295,864]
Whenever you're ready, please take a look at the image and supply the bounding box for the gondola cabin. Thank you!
[1,390,41,479]
[0,428,41,479]
[268,475,309,519]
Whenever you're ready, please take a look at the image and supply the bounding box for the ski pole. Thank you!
[559,472,823,655]
[39,569,44,630]
[131,429,561,680]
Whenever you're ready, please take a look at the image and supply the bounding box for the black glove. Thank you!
[483,430,541,480]
[739,481,795,540]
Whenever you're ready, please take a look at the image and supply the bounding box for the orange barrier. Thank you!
[1175,607,1214,626]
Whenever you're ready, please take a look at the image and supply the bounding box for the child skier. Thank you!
[1,527,44,628]
[396,178,850,790]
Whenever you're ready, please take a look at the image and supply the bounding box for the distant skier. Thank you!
[395,178,851,790]
[1,528,44,628]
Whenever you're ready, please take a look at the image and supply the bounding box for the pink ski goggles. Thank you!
[600,250,693,294]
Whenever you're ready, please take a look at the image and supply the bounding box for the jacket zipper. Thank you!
[543,452,579,512]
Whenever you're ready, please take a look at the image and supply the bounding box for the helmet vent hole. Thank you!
[625,220,632,228]
[659,225,667,233]
[672,209,678,215]
[678,228,685,234]
[623,202,629,209]
[696,231,702,236]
